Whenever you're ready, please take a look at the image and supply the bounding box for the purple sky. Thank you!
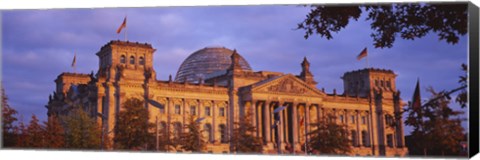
[1,5,468,134]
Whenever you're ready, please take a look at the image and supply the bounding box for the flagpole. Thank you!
[366,54,369,69]
[125,15,128,41]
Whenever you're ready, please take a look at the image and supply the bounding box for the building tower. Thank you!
[341,68,397,98]
[342,68,406,156]
[298,57,318,88]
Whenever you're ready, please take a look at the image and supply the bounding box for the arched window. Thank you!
[351,130,357,146]
[219,124,227,143]
[139,56,145,65]
[130,56,135,64]
[120,55,126,64]
[204,124,213,143]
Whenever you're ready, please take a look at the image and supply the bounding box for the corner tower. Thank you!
[342,68,397,97]
[96,40,156,81]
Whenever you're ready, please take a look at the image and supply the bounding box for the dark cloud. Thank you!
[2,5,468,131]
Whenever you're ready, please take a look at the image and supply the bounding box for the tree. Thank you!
[405,87,465,156]
[114,98,154,150]
[297,3,467,48]
[14,120,29,148]
[180,116,206,152]
[43,115,66,149]
[25,115,45,148]
[63,108,101,149]
[1,87,18,147]
[455,63,468,108]
[156,121,179,152]
[230,113,263,154]
[307,115,351,155]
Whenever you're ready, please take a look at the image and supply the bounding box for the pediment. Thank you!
[250,74,325,97]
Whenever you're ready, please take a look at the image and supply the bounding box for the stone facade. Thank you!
[46,40,408,156]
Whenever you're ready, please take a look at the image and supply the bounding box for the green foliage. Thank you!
[298,4,467,48]
[405,87,465,156]
[2,87,18,147]
[114,98,154,150]
[63,108,101,149]
[230,113,263,154]
[43,116,66,149]
[307,116,351,155]
[180,116,206,152]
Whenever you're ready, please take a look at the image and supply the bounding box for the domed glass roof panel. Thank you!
[175,47,252,82]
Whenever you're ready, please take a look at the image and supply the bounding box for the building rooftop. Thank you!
[175,47,252,83]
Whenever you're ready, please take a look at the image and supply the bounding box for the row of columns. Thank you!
[248,100,319,150]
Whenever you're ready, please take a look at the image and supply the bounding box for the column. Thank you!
[252,100,257,132]
[317,104,322,123]
[212,101,216,143]
[256,101,262,138]
[278,102,284,143]
[292,102,299,147]
[264,101,271,143]
[356,110,361,147]
[305,103,311,144]
[270,102,275,143]
[281,102,288,143]
[167,98,172,140]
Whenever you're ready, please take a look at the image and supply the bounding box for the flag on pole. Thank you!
[116,17,127,34]
[411,78,421,110]
[71,52,76,67]
[357,47,368,60]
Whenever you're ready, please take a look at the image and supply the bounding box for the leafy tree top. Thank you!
[297,3,467,48]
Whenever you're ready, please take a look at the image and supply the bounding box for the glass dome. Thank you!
[175,47,252,83]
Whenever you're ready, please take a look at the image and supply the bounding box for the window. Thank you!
[190,106,196,115]
[361,116,366,124]
[205,124,213,143]
[159,122,167,135]
[130,55,135,64]
[362,130,369,146]
[120,55,126,64]
[339,115,344,123]
[175,105,181,114]
[219,124,227,143]
[205,106,211,116]
[351,130,357,146]
[219,107,225,117]
[380,80,385,87]
[351,115,355,124]
[159,104,165,114]
[173,122,182,139]
[375,80,379,87]
[329,116,335,123]
[387,134,394,147]
[139,56,145,65]
[387,80,391,88]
